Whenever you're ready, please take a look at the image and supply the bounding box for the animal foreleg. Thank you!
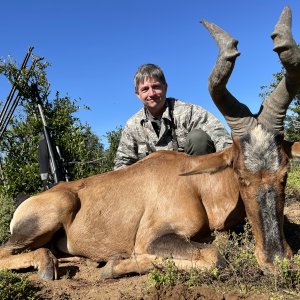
[98,242,224,280]
[0,246,58,280]
[99,255,157,279]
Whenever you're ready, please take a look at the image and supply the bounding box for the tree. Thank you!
[285,97,300,141]
[100,126,122,173]
[0,53,120,198]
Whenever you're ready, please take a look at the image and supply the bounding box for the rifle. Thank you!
[31,84,70,189]
[0,48,70,190]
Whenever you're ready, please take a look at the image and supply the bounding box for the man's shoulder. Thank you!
[169,98,206,114]
[125,108,144,128]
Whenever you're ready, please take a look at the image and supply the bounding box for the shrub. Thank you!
[287,162,300,191]
[0,269,37,300]
[0,191,15,244]
[148,258,184,288]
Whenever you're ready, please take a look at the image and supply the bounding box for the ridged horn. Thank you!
[258,6,300,132]
[201,20,257,137]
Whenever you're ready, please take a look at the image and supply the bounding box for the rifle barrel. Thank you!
[0,47,37,140]
[0,94,21,139]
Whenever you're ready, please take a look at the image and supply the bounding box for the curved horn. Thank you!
[258,6,300,131]
[201,20,257,137]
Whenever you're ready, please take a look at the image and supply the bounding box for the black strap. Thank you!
[167,99,179,151]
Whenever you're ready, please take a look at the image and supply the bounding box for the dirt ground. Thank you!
[25,194,300,300]
[28,262,264,300]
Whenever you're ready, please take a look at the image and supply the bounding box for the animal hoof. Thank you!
[99,260,114,279]
[38,261,57,280]
[38,252,58,280]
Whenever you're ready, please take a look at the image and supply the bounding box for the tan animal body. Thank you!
[0,6,300,279]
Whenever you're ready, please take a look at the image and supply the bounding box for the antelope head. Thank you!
[202,6,300,270]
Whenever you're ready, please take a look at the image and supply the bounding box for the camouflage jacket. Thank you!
[114,98,232,169]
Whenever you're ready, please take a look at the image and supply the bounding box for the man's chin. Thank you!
[145,102,158,108]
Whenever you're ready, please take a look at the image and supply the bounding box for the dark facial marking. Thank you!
[257,186,284,261]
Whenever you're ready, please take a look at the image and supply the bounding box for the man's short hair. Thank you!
[134,64,167,93]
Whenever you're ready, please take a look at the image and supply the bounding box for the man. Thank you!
[114,64,232,170]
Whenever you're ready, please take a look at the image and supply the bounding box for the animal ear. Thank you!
[283,141,300,159]
[180,146,233,176]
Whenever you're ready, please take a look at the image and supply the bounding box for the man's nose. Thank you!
[148,87,156,96]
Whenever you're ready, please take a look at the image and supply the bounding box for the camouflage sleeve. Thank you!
[187,105,232,151]
[114,124,139,170]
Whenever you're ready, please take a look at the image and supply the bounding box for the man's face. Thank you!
[136,77,167,116]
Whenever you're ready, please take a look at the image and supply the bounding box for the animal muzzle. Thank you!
[254,186,291,270]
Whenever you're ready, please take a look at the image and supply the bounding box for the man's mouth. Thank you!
[147,99,155,103]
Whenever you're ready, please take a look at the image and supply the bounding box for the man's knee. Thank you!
[184,129,216,156]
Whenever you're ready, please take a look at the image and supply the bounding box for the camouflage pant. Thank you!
[184,129,216,155]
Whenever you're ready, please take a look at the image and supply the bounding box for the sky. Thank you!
[1,0,300,146]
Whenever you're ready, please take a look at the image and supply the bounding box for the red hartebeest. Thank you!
[0,6,300,279]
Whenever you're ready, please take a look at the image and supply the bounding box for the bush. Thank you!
[287,162,300,191]
[0,269,37,300]
[0,191,15,244]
